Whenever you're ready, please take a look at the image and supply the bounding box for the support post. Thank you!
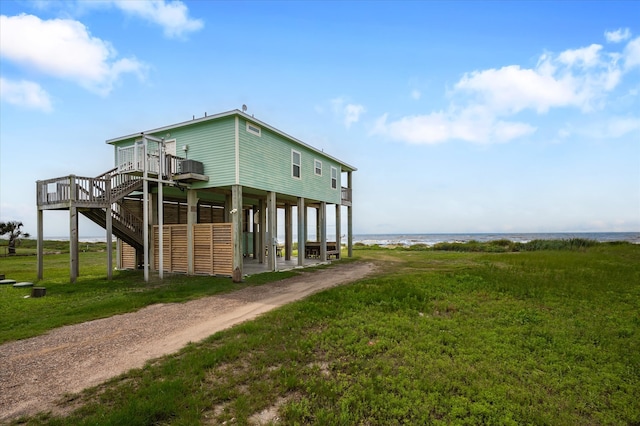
[232,184,243,281]
[297,197,305,266]
[187,189,198,275]
[116,239,122,270]
[319,202,327,261]
[157,138,165,279]
[304,205,308,243]
[69,175,79,283]
[106,203,113,280]
[143,139,149,282]
[316,207,321,243]
[104,175,112,280]
[70,205,79,283]
[259,198,266,264]
[148,193,156,273]
[37,208,43,280]
[243,208,250,257]
[158,180,164,279]
[267,191,277,271]
[335,204,341,259]
[252,204,259,259]
[347,171,353,258]
[285,203,292,261]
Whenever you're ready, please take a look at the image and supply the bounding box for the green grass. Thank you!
[0,238,108,257]
[0,250,298,344]
[7,243,640,425]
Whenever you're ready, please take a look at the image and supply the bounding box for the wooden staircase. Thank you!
[37,168,145,249]
[81,203,144,250]
[95,168,144,204]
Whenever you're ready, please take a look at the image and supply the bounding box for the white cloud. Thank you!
[557,44,603,68]
[0,77,53,112]
[454,65,579,114]
[374,35,639,145]
[559,115,640,140]
[331,97,366,128]
[344,104,366,128]
[590,116,640,139]
[623,36,640,71]
[373,110,536,145]
[112,0,204,39]
[605,28,631,43]
[0,14,147,96]
[26,0,203,39]
[411,89,421,100]
[456,43,625,114]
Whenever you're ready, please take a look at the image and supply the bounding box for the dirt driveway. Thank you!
[0,262,374,422]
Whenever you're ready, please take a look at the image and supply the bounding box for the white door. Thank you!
[163,140,177,175]
[164,139,177,156]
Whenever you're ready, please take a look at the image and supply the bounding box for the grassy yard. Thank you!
[5,243,640,425]
[0,249,298,344]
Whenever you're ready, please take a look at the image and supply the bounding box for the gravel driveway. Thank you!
[0,262,374,422]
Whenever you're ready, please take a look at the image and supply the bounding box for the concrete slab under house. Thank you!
[36,109,356,283]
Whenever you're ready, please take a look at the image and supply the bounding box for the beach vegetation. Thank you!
[397,237,606,253]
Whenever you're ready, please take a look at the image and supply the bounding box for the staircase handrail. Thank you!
[112,202,143,240]
[95,168,143,203]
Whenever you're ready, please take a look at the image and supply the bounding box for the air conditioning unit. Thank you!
[180,159,204,174]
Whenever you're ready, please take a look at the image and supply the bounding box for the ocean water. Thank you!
[55,232,640,246]
[351,232,640,247]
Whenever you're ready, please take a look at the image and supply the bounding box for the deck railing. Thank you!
[117,145,184,177]
[117,145,144,174]
[37,175,108,207]
[341,186,352,206]
[37,169,143,207]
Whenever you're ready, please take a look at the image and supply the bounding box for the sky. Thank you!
[1,0,639,238]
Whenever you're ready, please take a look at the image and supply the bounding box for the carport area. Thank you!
[242,256,328,276]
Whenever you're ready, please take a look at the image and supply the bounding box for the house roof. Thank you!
[105,109,357,172]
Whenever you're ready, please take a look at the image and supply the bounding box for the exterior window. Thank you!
[246,122,261,136]
[314,159,322,176]
[292,150,301,178]
[331,167,338,189]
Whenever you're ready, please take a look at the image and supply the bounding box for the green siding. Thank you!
[238,119,341,204]
[110,113,345,204]
[158,117,236,189]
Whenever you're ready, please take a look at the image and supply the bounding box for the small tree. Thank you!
[0,221,31,255]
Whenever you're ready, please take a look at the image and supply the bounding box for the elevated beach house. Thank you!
[36,109,356,282]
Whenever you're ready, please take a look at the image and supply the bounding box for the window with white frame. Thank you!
[331,166,338,189]
[246,122,261,136]
[292,150,301,178]
[314,159,322,176]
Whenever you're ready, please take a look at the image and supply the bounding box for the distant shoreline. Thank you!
[37,232,640,246]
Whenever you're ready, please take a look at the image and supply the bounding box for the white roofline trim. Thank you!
[105,109,357,172]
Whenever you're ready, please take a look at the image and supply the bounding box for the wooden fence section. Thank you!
[142,223,233,276]
[194,223,233,275]
[153,225,188,273]
[120,241,137,269]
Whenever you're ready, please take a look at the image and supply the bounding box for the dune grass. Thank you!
[8,242,639,425]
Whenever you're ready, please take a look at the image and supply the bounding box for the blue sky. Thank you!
[1,0,639,237]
